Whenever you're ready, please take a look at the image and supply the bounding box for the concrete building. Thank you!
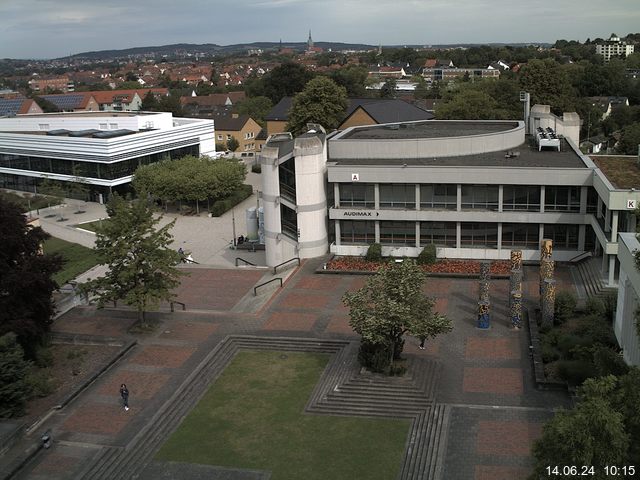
[615,233,640,366]
[0,111,215,201]
[596,34,635,62]
[258,106,640,292]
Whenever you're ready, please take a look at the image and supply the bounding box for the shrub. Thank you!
[581,314,618,348]
[209,184,253,217]
[26,368,55,398]
[357,341,391,373]
[0,333,32,418]
[365,243,382,262]
[34,345,54,368]
[593,346,629,378]
[417,244,437,265]
[541,343,560,363]
[554,291,577,324]
[557,333,592,359]
[602,291,618,320]
[251,163,262,174]
[556,360,594,386]
[585,297,605,316]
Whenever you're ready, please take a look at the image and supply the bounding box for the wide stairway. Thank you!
[572,257,617,299]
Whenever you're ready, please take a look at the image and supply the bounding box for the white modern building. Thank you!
[259,106,640,290]
[596,34,635,62]
[0,111,215,201]
[615,233,640,366]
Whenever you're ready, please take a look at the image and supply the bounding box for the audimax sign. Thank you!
[342,210,380,217]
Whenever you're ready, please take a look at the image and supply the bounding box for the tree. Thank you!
[38,178,67,220]
[519,58,577,113]
[342,260,452,372]
[0,197,62,358]
[258,62,315,104]
[436,89,502,120]
[0,333,32,418]
[67,164,90,212]
[330,65,369,97]
[379,78,397,98]
[286,77,348,135]
[237,96,273,127]
[226,136,240,152]
[616,122,640,154]
[82,194,183,326]
[140,91,159,111]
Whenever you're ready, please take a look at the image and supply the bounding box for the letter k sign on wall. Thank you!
[628,199,637,209]
[351,173,359,181]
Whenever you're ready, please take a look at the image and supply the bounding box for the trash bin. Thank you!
[41,432,51,449]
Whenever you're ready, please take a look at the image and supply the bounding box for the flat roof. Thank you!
[339,120,519,140]
[591,155,640,189]
[10,111,157,118]
[330,137,587,169]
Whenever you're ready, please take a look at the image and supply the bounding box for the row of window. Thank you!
[339,221,581,249]
[0,145,199,180]
[338,184,590,213]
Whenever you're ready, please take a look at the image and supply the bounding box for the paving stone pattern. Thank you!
[14,260,577,480]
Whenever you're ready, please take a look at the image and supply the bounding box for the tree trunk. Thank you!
[196,200,200,214]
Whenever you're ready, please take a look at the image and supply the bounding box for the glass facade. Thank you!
[544,224,579,249]
[461,222,498,248]
[380,221,416,245]
[420,221,456,247]
[502,223,539,248]
[461,185,499,210]
[340,220,375,244]
[420,184,457,210]
[502,185,540,211]
[280,204,298,239]
[278,158,296,202]
[545,186,580,212]
[339,183,374,207]
[0,145,199,181]
[379,184,415,209]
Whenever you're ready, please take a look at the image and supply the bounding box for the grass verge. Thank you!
[43,237,100,285]
[156,350,409,480]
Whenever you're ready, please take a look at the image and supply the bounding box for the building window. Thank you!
[226,134,231,141]
[545,186,580,212]
[217,134,223,141]
[461,222,498,248]
[340,220,375,244]
[420,221,456,247]
[502,185,540,211]
[587,187,598,214]
[109,123,118,130]
[544,224,579,249]
[461,185,498,210]
[502,223,539,248]
[379,184,416,209]
[420,184,456,210]
[99,123,108,130]
[339,183,374,207]
[38,124,50,131]
[281,205,298,240]
[380,221,416,245]
[279,158,296,202]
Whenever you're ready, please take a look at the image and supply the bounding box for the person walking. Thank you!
[418,335,426,350]
[120,383,130,411]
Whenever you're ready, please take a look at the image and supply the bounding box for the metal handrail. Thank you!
[170,301,186,312]
[568,251,592,263]
[273,257,300,274]
[235,257,257,267]
[254,277,283,296]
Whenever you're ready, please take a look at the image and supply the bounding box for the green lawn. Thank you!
[43,237,100,285]
[75,219,108,232]
[156,350,410,480]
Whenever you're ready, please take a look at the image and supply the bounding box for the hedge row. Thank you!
[209,184,253,217]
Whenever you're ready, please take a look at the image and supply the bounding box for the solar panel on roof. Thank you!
[0,99,24,116]
[41,94,84,110]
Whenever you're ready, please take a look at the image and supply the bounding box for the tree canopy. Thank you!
[616,122,640,154]
[343,260,452,371]
[286,76,348,134]
[237,96,273,127]
[246,62,315,104]
[519,58,577,113]
[82,194,183,325]
[133,155,247,206]
[0,333,31,418]
[0,197,62,358]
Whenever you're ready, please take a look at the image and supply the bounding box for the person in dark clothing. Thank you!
[120,384,130,411]
[418,336,426,350]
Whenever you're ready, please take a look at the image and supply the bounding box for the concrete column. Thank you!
[415,184,421,211]
[335,221,341,246]
[578,224,586,251]
[602,253,608,275]
[375,221,380,243]
[539,224,545,244]
[374,183,380,210]
[629,213,637,233]
[597,196,603,219]
[456,222,461,249]
[608,255,616,287]
[605,208,611,233]
[579,186,588,214]
[498,185,504,213]
[457,184,462,211]
[415,222,420,248]
[497,223,503,250]
[611,211,619,242]
[540,185,545,213]
[334,183,340,208]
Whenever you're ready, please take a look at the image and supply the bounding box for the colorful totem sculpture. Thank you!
[510,249,523,271]
[542,278,556,328]
[510,290,522,329]
[477,261,491,328]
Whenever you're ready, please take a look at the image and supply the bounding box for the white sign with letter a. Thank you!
[351,173,359,181]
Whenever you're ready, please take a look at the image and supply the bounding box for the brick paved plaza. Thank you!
[14,260,573,480]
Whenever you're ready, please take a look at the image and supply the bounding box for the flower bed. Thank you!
[326,257,511,275]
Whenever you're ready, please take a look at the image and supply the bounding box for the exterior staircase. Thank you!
[572,257,617,299]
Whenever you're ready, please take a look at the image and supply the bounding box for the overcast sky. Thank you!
[1,0,639,59]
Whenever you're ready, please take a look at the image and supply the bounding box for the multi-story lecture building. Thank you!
[0,111,215,201]
[259,105,640,290]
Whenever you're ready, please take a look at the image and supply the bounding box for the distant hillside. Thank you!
[61,41,553,61]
